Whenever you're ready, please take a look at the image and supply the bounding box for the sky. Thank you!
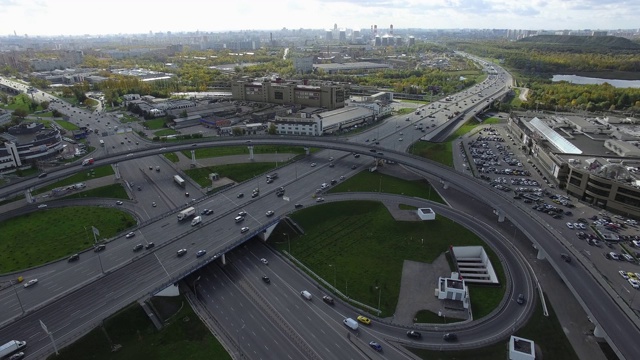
[0,0,638,37]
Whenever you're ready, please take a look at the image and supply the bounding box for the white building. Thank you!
[509,336,535,360]
[436,272,469,309]
[273,114,322,136]
[450,246,500,285]
[417,207,436,220]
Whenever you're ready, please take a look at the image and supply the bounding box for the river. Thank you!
[552,74,640,88]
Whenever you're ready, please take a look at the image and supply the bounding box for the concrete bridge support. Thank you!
[304,147,310,155]
[536,248,546,260]
[114,163,121,179]
[493,209,505,222]
[248,146,254,160]
[442,181,450,190]
[190,150,196,166]
[219,253,227,265]
[25,190,33,204]
[258,222,280,242]
[593,324,605,338]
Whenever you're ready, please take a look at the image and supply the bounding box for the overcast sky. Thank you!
[1,0,638,37]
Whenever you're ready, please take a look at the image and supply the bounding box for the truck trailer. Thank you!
[177,207,196,221]
[174,175,185,187]
[0,340,27,358]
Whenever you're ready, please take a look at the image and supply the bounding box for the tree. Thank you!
[180,110,188,118]
[268,123,276,135]
[13,108,28,119]
[40,100,50,110]
[51,109,62,117]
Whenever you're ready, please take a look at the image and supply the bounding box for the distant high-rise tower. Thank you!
[334,23,338,30]
[390,24,393,35]
[339,30,346,42]
[374,25,377,35]
[326,30,333,41]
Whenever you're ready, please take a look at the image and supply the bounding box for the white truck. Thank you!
[174,175,186,187]
[343,318,359,331]
[191,216,202,226]
[0,340,27,358]
[177,207,196,221]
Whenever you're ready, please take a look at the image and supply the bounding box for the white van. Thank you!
[301,290,312,300]
[343,318,359,330]
[191,216,202,226]
[234,216,244,223]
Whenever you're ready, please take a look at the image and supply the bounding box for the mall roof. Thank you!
[530,117,582,154]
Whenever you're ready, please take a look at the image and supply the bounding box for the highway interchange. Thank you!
[1,62,638,359]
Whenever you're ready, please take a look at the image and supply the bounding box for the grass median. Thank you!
[273,200,504,318]
[33,165,115,195]
[0,206,135,272]
[48,295,230,360]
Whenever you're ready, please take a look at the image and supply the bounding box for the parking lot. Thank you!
[459,123,640,305]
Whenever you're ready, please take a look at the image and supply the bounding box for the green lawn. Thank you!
[55,120,80,130]
[120,115,140,123]
[329,170,444,204]
[164,152,179,163]
[396,108,415,115]
[33,165,115,195]
[143,118,168,130]
[61,184,129,200]
[185,145,307,159]
[0,206,136,272]
[409,293,578,360]
[185,163,278,187]
[48,296,230,360]
[272,201,505,317]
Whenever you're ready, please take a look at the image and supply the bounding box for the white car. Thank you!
[265,210,275,217]
[629,278,640,289]
[316,197,325,202]
[38,204,48,209]
[24,279,38,288]
[311,162,317,167]
[240,227,249,233]
[260,258,269,265]
[125,232,136,239]
[619,270,630,279]
[566,222,573,229]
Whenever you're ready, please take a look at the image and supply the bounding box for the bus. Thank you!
[99,139,104,147]
[174,175,186,187]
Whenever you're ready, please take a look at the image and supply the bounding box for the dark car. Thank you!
[560,253,571,262]
[294,203,303,209]
[94,244,106,252]
[177,249,188,257]
[262,275,270,284]
[407,330,422,339]
[237,193,244,198]
[443,333,458,342]
[38,172,48,178]
[145,242,155,249]
[516,294,525,305]
[196,250,207,258]
[133,244,143,252]
[68,254,80,262]
[368,341,382,352]
[322,295,335,305]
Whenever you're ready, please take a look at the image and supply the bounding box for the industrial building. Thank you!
[0,122,63,171]
[231,79,345,110]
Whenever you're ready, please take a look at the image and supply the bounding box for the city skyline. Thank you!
[0,0,638,37]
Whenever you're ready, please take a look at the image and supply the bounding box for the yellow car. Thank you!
[357,315,371,325]
[628,272,638,280]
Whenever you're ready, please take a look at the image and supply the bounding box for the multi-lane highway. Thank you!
[2,62,637,359]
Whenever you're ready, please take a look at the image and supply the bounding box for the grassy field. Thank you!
[48,296,230,360]
[185,163,278,187]
[184,145,307,159]
[396,108,415,115]
[329,170,444,204]
[55,120,80,130]
[143,118,168,130]
[164,152,179,163]
[61,184,129,200]
[272,201,504,318]
[409,293,578,360]
[411,117,502,167]
[33,165,115,194]
[120,115,140,123]
[0,207,136,272]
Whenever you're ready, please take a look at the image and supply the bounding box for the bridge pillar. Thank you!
[248,146,254,160]
[24,189,33,204]
[536,248,546,260]
[493,209,505,222]
[593,324,605,338]
[304,147,310,155]
[219,253,227,265]
[442,181,449,189]
[114,163,121,179]
[190,150,196,166]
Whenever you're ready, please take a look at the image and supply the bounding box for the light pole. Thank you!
[376,286,382,316]
[283,233,290,254]
[329,264,336,289]
[11,281,25,314]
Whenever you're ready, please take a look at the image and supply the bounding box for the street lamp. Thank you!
[11,281,25,314]
[329,264,336,289]
[283,233,290,254]
[376,286,382,315]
